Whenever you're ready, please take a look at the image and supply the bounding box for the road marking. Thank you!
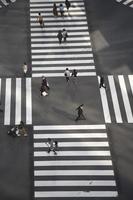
[34,141,109,148]
[108,76,122,123]
[30,16,87,21]
[118,75,133,123]
[32,54,93,59]
[4,79,11,125]
[34,151,111,157]
[31,42,91,47]
[31,21,87,26]
[34,170,114,176]
[32,66,95,71]
[31,26,88,31]
[34,180,116,187]
[15,78,21,125]
[32,72,96,77]
[123,0,133,5]
[98,76,111,123]
[31,37,90,42]
[35,191,118,198]
[30,2,84,7]
[31,48,92,53]
[26,78,32,124]
[34,125,106,130]
[34,133,107,139]
[32,60,94,65]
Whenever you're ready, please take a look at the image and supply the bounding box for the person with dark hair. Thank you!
[62,29,68,42]
[37,12,44,28]
[75,104,86,121]
[18,121,27,136]
[64,68,70,82]
[99,76,106,89]
[42,76,50,90]
[23,62,28,76]
[57,30,63,44]
[47,138,57,155]
[53,3,58,16]
[65,0,71,13]
[59,3,64,16]
[71,69,77,77]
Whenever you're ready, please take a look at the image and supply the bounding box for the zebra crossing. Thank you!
[33,124,118,199]
[116,0,133,8]
[98,75,133,123]
[30,0,96,78]
[0,78,32,125]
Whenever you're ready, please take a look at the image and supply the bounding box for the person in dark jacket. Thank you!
[99,76,106,89]
[57,30,63,44]
[62,29,68,42]
[75,104,86,121]
[53,3,58,16]
[65,0,71,13]
[71,69,78,77]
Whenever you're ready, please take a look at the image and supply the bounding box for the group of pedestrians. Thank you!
[64,68,77,82]
[8,121,27,137]
[46,138,58,155]
[53,0,71,17]
[57,29,68,44]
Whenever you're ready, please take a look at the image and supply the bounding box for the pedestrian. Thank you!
[71,69,77,77]
[64,68,70,82]
[47,138,57,155]
[99,76,106,89]
[53,3,58,16]
[42,76,50,90]
[65,0,71,13]
[18,121,27,136]
[62,29,68,42]
[37,12,44,28]
[40,85,48,96]
[57,30,63,44]
[54,141,58,149]
[59,3,64,17]
[75,104,86,121]
[8,126,19,137]
[23,62,28,76]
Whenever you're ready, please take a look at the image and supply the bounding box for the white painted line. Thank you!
[118,75,133,123]
[116,0,122,2]
[4,79,11,125]
[33,124,106,130]
[30,12,86,17]
[31,21,87,26]
[31,37,90,42]
[30,7,85,12]
[108,76,122,123]
[33,133,107,139]
[31,32,89,37]
[32,54,93,59]
[32,66,95,71]
[30,16,87,21]
[31,26,88,31]
[123,0,133,5]
[98,76,111,123]
[26,78,32,124]
[32,60,94,65]
[34,151,111,157]
[34,170,114,176]
[31,48,92,53]
[34,141,109,148]
[34,180,116,187]
[128,75,133,97]
[31,42,91,48]
[34,160,112,166]
[34,191,118,198]
[30,2,84,7]
[15,78,21,125]
[32,72,96,77]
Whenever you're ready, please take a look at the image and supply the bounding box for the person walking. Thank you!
[62,29,68,42]
[64,68,70,82]
[99,76,106,89]
[47,138,57,155]
[37,12,44,28]
[59,3,64,17]
[53,3,58,16]
[71,69,77,77]
[75,104,86,121]
[42,76,50,90]
[23,62,28,76]
[18,121,27,136]
[57,30,63,44]
[65,0,71,13]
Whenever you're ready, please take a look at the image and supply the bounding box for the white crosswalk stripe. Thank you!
[98,75,133,123]
[116,0,133,8]
[33,124,118,199]
[1,78,32,125]
[30,0,96,77]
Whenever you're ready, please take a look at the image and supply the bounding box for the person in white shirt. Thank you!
[64,68,70,82]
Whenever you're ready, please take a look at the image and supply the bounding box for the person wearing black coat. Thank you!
[65,0,71,12]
